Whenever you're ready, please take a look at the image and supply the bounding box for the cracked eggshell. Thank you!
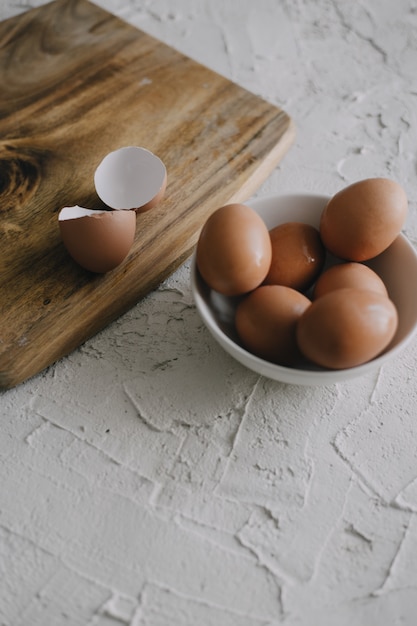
[58,205,136,273]
[94,146,167,213]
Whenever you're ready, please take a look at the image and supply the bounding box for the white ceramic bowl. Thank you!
[191,193,417,385]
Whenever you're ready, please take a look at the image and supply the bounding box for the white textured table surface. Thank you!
[2,1,417,625]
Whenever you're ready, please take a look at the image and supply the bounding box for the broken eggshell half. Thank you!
[59,146,166,273]
[58,205,136,274]
[94,146,167,212]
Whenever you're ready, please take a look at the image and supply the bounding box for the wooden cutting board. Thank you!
[0,0,295,390]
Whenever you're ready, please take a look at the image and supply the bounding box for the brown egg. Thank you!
[196,203,272,296]
[313,262,388,299]
[296,288,398,369]
[59,206,136,273]
[264,221,325,291]
[235,285,311,365]
[320,178,408,261]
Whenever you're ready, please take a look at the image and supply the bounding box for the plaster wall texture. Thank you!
[1,0,417,625]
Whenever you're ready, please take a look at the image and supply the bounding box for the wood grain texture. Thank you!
[0,0,295,390]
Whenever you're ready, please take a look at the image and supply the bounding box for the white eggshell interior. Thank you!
[94,146,166,210]
[58,205,108,221]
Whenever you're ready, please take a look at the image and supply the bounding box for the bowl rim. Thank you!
[191,192,417,385]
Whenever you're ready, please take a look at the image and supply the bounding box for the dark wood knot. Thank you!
[0,144,42,213]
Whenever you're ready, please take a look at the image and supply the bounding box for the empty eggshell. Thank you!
[94,146,167,213]
[59,205,136,273]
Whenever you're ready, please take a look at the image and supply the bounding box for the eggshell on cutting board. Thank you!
[320,178,408,261]
[296,287,398,369]
[196,203,272,296]
[59,206,136,273]
[94,146,167,212]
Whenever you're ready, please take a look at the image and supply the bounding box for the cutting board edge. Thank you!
[227,118,296,205]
